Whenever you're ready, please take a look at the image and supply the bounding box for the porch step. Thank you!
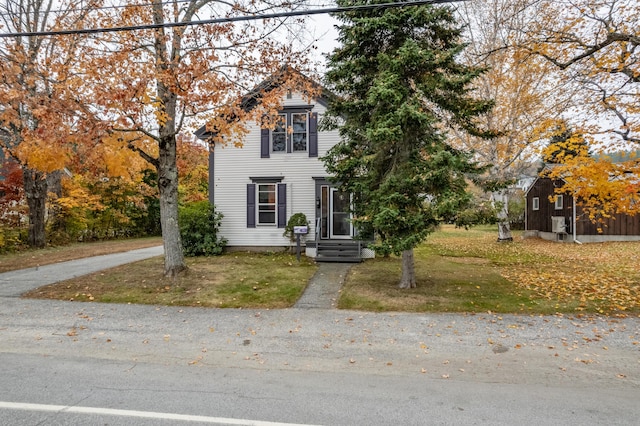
[315,240,362,263]
[315,256,362,263]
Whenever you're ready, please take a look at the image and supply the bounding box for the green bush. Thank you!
[454,201,498,229]
[283,213,309,242]
[179,201,226,256]
[508,196,525,230]
[0,226,25,253]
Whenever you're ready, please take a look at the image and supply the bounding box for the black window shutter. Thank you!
[309,112,318,157]
[247,184,256,228]
[277,183,286,228]
[260,128,270,158]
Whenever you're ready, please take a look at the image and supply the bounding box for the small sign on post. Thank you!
[293,226,308,262]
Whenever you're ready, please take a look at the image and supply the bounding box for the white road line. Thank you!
[0,401,321,426]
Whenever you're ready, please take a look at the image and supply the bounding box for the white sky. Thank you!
[305,12,341,68]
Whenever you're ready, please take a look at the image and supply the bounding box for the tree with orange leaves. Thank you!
[176,134,209,203]
[84,1,318,276]
[520,0,639,219]
[0,0,96,247]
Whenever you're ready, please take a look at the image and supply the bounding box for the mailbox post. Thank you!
[293,226,308,262]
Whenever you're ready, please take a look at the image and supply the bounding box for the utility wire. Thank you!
[0,0,465,38]
[0,0,193,18]
[0,1,336,17]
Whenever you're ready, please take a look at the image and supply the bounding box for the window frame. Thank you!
[257,183,277,225]
[270,108,310,154]
[247,179,286,229]
[532,197,540,211]
[271,114,287,153]
[554,194,564,210]
[291,112,308,152]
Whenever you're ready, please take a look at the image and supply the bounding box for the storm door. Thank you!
[330,188,352,239]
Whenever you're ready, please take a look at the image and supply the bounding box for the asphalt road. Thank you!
[0,249,639,424]
[1,296,639,425]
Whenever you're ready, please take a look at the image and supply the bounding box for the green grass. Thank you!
[339,247,548,314]
[25,251,317,309]
[20,225,640,315]
[338,225,640,315]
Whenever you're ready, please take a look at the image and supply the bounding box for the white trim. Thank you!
[554,194,564,210]
[330,188,352,239]
[271,111,309,153]
[257,183,277,225]
[291,112,309,152]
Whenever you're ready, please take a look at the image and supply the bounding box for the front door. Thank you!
[330,188,352,239]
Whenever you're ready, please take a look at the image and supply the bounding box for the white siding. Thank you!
[212,92,340,247]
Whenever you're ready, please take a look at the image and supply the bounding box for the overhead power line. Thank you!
[0,0,194,18]
[0,0,465,38]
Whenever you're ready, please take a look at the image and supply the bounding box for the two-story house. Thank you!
[195,71,369,261]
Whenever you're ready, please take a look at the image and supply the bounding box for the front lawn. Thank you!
[24,251,317,309]
[339,225,640,316]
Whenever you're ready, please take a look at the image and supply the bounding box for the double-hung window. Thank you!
[257,183,277,225]
[247,179,286,228]
[291,113,308,152]
[261,107,318,158]
[272,115,287,153]
[271,112,308,153]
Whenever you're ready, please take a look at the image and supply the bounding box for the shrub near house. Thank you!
[179,201,226,256]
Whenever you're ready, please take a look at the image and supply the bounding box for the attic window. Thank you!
[291,113,308,152]
[554,195,564,210]
[270,111,308,153]
[272,114,287,152]
[260,106,318,158]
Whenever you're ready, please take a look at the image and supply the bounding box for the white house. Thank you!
[196,71,367,261]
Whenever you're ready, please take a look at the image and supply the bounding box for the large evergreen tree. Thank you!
[322,1,494,288]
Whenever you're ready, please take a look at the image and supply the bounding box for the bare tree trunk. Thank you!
[493,190,513,242]
[152,2,186,278]
[158,135,186,277]
[46,170,65,234]
[398,248,416,289]
[22,167,47,248]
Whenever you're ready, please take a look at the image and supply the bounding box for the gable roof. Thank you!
[194,67,334,141]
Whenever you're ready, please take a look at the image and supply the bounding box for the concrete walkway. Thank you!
[294,262,352,309]
[0,246,164,298]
